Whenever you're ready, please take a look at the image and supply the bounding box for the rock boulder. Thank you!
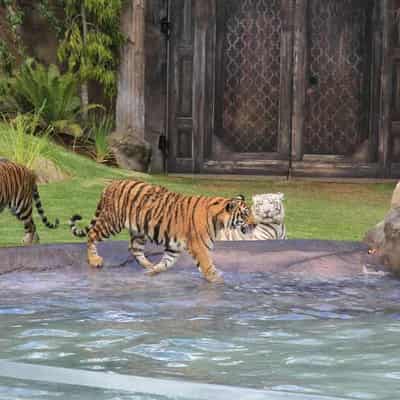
[108,129,152,172]
[364,182,400,275]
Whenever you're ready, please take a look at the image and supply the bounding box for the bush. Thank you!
[0,112,52,169]
[86,112,114,163]
[0,59,85,138]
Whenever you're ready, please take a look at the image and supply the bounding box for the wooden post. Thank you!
[278,0,295,159]
[378,0,393,177]
[291,0,308,162]
[192,0,216,173]
[368,1,383,163]
[116,0,146,140]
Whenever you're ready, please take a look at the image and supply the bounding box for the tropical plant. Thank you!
[0,112,52,169]
[0,59,96,138]
[86,112,114,163]
[58,0,124,114]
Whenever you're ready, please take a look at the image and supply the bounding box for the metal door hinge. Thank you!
[160,16,171,39]
[158,134,168,155]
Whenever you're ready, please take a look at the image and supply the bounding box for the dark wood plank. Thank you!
[291,0,307,162]
[378,0,394,177]
[192,0,215,172]
[167,0,195,173]
[278,0,295,159]
[368,1,383,163]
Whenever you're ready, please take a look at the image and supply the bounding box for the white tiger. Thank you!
[217,193,287,241]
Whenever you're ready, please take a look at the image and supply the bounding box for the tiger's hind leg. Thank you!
[146,247,181,276]
[11,200,39,245]
[22,220,39,245]
[129,234,153,269]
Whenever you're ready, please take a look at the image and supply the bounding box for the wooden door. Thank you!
[167,0,195,173]
[168,0,294,174]
[167,0,382,176]
[207,0,294,174]
[303,0,374,160]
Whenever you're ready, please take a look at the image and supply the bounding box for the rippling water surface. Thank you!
[1,266,400,399]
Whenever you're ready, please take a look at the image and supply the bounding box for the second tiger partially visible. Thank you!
[69,179,255,283]
[0,159,59,244]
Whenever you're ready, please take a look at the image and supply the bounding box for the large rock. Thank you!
[33,157,69,184]
[364,182,400,275]
[108,129,152,172]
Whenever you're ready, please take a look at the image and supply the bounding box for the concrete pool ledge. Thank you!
[0,360,352,400]
[0,240,384,279]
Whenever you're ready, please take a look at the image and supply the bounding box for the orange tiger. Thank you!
[69,179,255,283]
[0,159,59,244]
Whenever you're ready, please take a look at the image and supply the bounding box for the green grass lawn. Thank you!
[0,140,395,246]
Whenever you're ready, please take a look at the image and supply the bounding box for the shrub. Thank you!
[0,59,87,138]
[0,112,52,169]
[86,112,114,163]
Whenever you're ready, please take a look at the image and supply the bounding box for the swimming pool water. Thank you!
[0,266,399,399]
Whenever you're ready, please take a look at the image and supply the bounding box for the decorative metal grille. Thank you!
[304,0,370,155]
[218,0,282,153]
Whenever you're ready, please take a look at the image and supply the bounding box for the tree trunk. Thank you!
[115,0,145,139]
[110,0,151,172]
[80,2,89,120]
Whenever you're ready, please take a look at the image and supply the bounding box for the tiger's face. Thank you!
[252,193,285,224]
[225,195,256,233]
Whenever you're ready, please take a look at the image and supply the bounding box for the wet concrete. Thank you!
[0,240,382,279]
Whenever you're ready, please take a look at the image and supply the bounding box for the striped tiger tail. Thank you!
[69,214,91,237]
[32,184,59,229]
[69,197,104,238]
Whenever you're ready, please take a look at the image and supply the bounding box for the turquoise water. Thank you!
[0,266,400,399]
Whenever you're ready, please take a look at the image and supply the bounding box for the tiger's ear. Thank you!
[226,198,239,212]
[277,192,285,201]
[226,195,244,212]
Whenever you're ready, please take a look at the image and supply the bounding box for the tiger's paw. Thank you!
[88,255,104,269]
[145,265,167,276]
[205,270,224,284]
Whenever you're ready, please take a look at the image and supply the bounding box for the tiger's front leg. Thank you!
[188,243,224,284]
[146,248,181,276]
[129,234,154,270]
[87,229,104,268]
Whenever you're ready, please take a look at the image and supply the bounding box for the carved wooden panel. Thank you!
[168,0,194,172]
[304,0,372,155]
[216,0,283,154]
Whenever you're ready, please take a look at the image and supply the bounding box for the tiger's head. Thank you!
[252,193,285,224]
[221,195,256,234]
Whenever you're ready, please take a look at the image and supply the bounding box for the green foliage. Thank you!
[0,112,52,169]
[0,59,87,137]
[0,0,24,36]
[0,0,24,74]
[86,112,114,163]
[58,0,124,99]
[37,0,64,38]
[0,40,15,75]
